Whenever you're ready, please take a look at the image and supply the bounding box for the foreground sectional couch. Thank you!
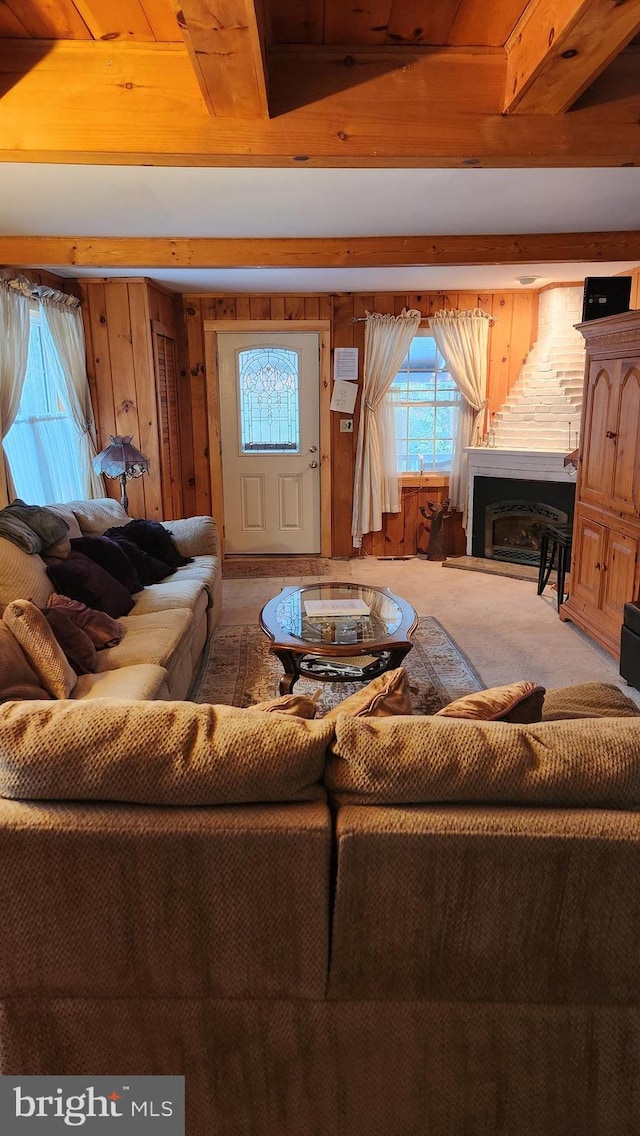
[0,497,221,700]
[0,682,639,1136]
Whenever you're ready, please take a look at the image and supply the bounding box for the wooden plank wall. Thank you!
[80,278,181,520]
[178,289,538,555]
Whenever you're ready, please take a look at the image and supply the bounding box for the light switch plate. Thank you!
[340,419,353,432]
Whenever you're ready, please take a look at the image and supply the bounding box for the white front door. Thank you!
[217,331,321,553]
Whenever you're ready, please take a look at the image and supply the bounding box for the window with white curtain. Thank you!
[390,329,460,473]
[4,307,85,504]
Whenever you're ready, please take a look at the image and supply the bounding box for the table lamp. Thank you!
[92,435,150,514]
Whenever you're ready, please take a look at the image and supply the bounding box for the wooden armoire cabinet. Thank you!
[561,310,640,657]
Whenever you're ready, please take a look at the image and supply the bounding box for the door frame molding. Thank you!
[204,320,332,557]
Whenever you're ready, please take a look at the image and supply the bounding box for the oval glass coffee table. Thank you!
[260,582,418,695]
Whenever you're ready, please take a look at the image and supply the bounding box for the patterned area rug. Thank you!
[191,616,484,717]
[222,557,335,579]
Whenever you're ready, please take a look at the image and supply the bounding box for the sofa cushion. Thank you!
[328,804,640,1005]
[0,623,52,701]
[435,680,546,723]
[131,578,207,617]
[0,536,53,615]
[94,608,193,675]
[42,608,97,675]
[47,550,134,619]
[173,557,219,596]
[0,700,334,805]
[323,667,413,720]
[70,535,142,594]
[46,594,122,649]
[66,497,129,534]
[326,714,640,807]
[3,600,77,698]
[542,682,640,720]
[70,664,169,701]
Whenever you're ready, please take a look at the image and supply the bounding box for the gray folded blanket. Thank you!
[0,499,69,554]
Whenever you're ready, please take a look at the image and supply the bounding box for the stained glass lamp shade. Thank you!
[92,435,150,513]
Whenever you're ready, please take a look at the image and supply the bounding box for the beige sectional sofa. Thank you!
[0,497,221,701]
[0,682,639,1135]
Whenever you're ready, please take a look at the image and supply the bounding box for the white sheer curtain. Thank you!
[0,281,31,507]
[430,308,493,528]
[351,308,421,548]
[41,294,104,499]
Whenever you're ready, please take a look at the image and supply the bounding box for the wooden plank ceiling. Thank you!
[0,0,638,168]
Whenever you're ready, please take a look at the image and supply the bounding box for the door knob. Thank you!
[309,460,318,468]
[309,445,318,453]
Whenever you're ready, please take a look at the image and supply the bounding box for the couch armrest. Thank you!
[165,516,220,559]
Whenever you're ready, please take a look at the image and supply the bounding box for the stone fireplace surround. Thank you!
[465,448,576,561]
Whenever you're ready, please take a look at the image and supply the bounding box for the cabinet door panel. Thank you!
[609,363,640,515]
[601,529,638,628]
[570,516,605,609]
[580,362,616,508]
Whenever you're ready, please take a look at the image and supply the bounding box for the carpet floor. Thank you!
[222,557,335,579]
[191,616,484,717]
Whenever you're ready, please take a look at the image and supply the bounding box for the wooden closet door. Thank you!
[601,528,639,629]
[580,360,617,510]
[609,363,640,516]
[570,514,605,611]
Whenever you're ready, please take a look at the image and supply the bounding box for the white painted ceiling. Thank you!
[2,164,640,292]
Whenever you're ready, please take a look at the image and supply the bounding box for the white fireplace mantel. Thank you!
[464,447,575,555]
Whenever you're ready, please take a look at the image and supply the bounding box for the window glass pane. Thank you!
[392,331,459,472]
[4,310,85,505]
[238,346,300,453]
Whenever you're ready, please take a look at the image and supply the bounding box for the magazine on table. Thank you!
[303,599,370,618]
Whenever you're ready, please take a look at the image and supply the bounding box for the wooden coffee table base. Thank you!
[272,644,414,695]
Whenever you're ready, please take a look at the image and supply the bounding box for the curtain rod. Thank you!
[2,272,81,309]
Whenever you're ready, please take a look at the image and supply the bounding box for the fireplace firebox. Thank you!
[472,476,575,566]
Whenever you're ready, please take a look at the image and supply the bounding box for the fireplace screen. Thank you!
[485,500,568,565]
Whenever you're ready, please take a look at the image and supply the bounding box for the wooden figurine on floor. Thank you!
[419,499,456,561]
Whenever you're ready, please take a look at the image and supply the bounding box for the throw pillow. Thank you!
[46,504,83,541]
[70,535,142,594]
[64,497,129,535]
[47,594,123,649]
[249,692,319,719]
[104,532,176,585]
[435,680,546,724]
[42,608,97,675]
[106,519,193,568]
[323,667,414,720]
[3,600,77,698]
[0,700,334,806]
[0,623,52,701]
[542,682,640,720]
[46,550,134,619]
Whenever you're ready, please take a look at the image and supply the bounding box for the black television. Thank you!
[582,276,632,322]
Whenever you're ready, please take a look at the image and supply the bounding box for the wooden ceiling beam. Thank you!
[3,232,640,268]
[0,40,639,165]
[171,0,269,117]
[505,0,640,114]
